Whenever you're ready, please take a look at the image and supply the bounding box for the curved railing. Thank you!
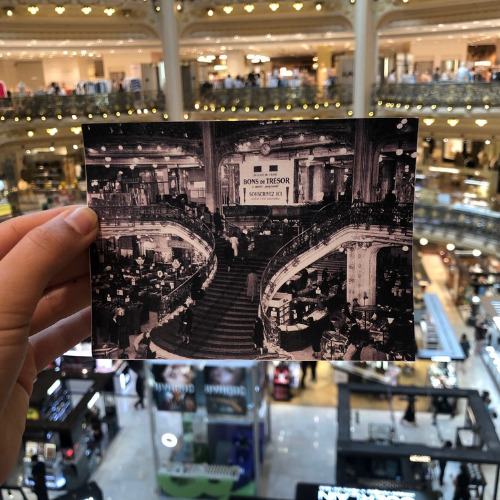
[413,202,500,247]
[373,82,500,108]
[0,90,165,120]
[90,203,217,317]
[258,201,413,341]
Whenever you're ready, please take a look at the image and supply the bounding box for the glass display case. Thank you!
[148,361,270,499]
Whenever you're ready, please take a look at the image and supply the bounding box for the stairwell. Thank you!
[150,236,270,359]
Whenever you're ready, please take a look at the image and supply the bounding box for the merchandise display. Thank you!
[19,370,119,491]
[336,383,500,496]
[148,361,269,498]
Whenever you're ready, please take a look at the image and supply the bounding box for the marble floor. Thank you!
[5,253,500,500]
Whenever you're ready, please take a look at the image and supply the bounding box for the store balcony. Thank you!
[2,82,500,123]
[413,201,500,254]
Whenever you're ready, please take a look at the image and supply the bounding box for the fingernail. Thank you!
[63,207,98,235]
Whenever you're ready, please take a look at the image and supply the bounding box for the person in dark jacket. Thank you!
[134,370,145,409]
[453,464,471,500]
[178,303,193,344]
[31,455,48,500]
[252,317,265,355]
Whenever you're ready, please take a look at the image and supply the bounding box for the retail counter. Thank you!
[277,310,328,351]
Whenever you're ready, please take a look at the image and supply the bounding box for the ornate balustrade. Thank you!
[373,82,500,108]
[0,91,165,120]
[259,201,413,340]
[187,84,352,111]
[413,202,500,248]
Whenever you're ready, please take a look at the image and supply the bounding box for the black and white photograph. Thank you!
[84,118,417,361]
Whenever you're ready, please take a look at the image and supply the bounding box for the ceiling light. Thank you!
[244,4,254,12]
[475,119,487,127]
[446,243,455,251]
[27,6,39,14]
[447,119,459,127]
[5,7,14,16]
[54,6,65,14]
[315,2,322,10]
[472,249,482,257]
[207,8,214,16]
[81,6,92,14]
[27,130,34,137]
[269,3,279,11]
[104,8,115,16]
[293,2,303,10]
[223,5,233,13]
[419,238,428,246]
[423,118,435,126]
[176,1,183,11]
[46,128,58,136]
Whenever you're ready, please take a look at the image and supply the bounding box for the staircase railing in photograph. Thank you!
[258,201,414,341]
[91,203,217,318]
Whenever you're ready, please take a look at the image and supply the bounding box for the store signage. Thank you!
[239,161,294,206]
[204,366,247,415]
[152,364,197,412]
[316,487,416,500]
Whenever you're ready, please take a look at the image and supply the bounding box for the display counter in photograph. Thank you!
[277,309,329,352]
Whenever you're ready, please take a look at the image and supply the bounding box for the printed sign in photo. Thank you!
[239,161,294,205]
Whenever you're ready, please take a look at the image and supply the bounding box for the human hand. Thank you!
[0,206,98,483]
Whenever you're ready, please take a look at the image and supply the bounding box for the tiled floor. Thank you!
[6,253,500,500]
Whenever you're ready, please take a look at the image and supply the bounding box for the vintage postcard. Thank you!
[84,118,417,361]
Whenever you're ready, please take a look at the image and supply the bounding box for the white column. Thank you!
[226,50,246,80]
[353,0,376,118]
[160,0,183,121]
[345,242,379,304]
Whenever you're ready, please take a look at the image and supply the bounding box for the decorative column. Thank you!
[202,122,219,212]
[345,242,380,305]
[352,120,377,202]
[159,0,183,121]
[353,0,377,118]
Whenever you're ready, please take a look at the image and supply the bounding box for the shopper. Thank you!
[246,269,259,303]
[453,463,471,500]
[134,369,145,409]
[300,361,317,388]
[178,302,193,344]
[252,317,265,355]
[460,333,471,371]
[31,455,49,500]
[401,395,417,426]
[438,440,453,486]
[0,206,98,484]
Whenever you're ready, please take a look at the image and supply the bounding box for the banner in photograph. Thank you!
[239,161,294,206]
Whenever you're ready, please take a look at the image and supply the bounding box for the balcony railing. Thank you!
[185,84,353,111]
[373,82,500,108]
[0,91,165,120]
[413,202,500,249]
[90,203,217,318]
[2,82,500,121]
